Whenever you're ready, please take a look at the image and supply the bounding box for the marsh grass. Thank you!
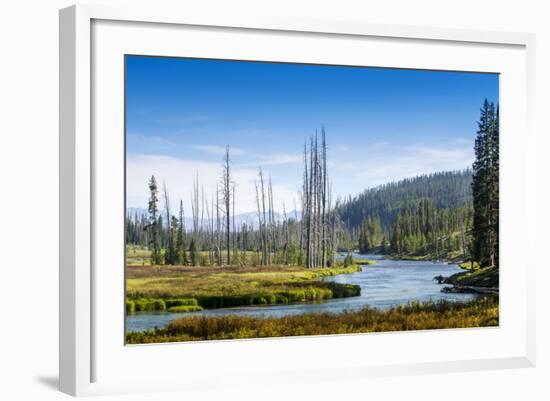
[352,259,376,265]
[126,297,200,313]
[126,264,362,310]
[167,305,203,313]
[126,296,499,343]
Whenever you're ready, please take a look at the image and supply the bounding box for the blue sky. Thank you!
[126,55,498,214]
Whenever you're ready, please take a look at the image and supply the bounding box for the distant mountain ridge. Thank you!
[126,207,302,230]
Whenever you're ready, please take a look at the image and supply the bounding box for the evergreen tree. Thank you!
[358,221,371,253]
[175,200,187,265]
[472,100,499,267]
[147,176,162,265]
[189,238,198,266]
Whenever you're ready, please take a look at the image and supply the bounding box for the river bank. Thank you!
[127,295,498,343]
[378,252,498,295]
[440,265,499,294]
[126,255,480,333]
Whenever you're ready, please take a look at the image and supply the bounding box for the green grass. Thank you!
[126,296,499,344]
[352,259,376,265]
[126,264,362,310]
[459,261,481,270]
[445,265,498,288]
[126,297,201,313]
[167,305,203,313]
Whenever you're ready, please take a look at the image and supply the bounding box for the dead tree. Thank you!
[191,171,200,246]
[321,128,328,268]
[301,129,333,268]
[258,168,269,265]
[232,183,236,264]
[221,146,232,266]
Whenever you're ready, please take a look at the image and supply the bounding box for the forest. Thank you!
[127,99,499,270]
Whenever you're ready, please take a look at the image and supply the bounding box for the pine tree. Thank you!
[472,99,499,267]
[358,221,371,253]
[175,200,187,265]
[147,175,162,265]
[189,238,198,266]
[221,146,232,266]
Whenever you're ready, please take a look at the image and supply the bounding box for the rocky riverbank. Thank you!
[436,265,499,295]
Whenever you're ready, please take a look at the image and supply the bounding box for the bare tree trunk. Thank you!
[211,194,215,265]
[254,179,263,265]
[302,143,309,267]
[259,168,268,265]
[313,133,320,267]
[321,128,328,268]
[268,176,276,261]
[221,146,232,266]
[216,184,221,265]
[191,171,199,245]
[163,182,172,264]
[204,192,211,264]
[200,185,205,249]
[232,183,236,265]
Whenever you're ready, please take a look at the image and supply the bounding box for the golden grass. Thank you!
[126,264,363,309]
[126,296,499,344]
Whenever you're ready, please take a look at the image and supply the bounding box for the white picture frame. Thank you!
[59,4,536,397]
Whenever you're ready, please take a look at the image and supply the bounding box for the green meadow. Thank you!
[126,263,364,310]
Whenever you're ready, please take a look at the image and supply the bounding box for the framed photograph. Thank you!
[59,4,536,396]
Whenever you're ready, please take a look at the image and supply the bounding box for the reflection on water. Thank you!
[126,254,475,332]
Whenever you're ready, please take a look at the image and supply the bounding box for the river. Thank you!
[126,254,476,332]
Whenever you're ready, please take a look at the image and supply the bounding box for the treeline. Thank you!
[337,170,473,233]
[126,129,343,268]
[334,170,473,255]
[389,200,472,259]
[354,199,472,259]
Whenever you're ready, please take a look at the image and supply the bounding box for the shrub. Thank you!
[286,290,306,303]
[275,294,289,304]
[126,300,135,314]
[265,294,277,304]
[328,283,360,298]
[165,298,199,308]
[152,299,166,311]
[459,261,481,270]
[168,305,203,313]
[133,298,167,312]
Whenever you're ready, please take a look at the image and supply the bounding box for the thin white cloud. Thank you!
[128,133,175,147]
[127,154,299,215]
[241,152,302,167]
[127,141,474,215]
[194,145,247,156]
[330,142,473,194]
